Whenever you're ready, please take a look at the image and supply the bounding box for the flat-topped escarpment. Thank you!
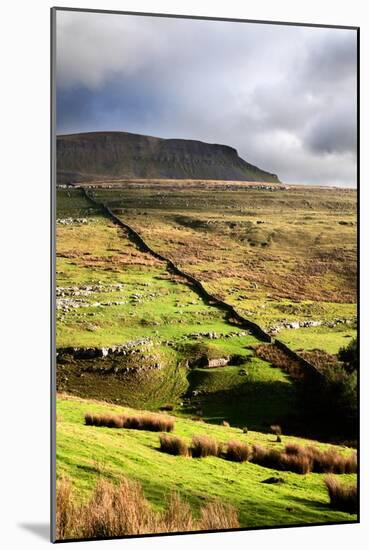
[56,131,280,184]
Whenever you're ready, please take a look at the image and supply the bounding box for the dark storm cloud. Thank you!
[57,77,168,134]
[56,11,357,186]
[301,31,357,89]
[305,106,357,155]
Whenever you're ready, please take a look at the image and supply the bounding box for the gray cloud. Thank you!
[56,11,357,187]
[305,105,357,155]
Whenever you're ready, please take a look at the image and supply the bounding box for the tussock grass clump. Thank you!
[159,434,189,456]
[251,445,281,469]
[126,414,174,432]
[56,477,239,540]
[78,478,156,538]
[191,436,220,458]
[122,415,142,430]
[159,404,174,411]
[279,452,311,474]
[85,412,174,432]
[200,500,240,530]
[84,413,95,426]
[344,452,358,474]
[284,443,304,455]
[226,440,251,463]
[325,476,358,514]
[56,477,76,540]
[162,492,195,532]
[270,425,282,436]
[251,443,357,475]
[85,413,124,428]
[309,447,357,474]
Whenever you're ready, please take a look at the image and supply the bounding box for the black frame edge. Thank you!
[51,6,359,31]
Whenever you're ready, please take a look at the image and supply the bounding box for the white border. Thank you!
[1,1,367,548]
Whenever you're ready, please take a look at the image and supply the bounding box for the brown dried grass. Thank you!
[56,477,76,540]
[251,443,357,475]
[308,447,357,474]
[251,445,281,469]
[199,500,240,530]
[159,434,189,456]
[255,345,304,380]
[191,436,221,458]
[56,477,239,540]
[85,412,174,432]
[226,440,251,463]
[279,452,312,474]
[324,475,358,514]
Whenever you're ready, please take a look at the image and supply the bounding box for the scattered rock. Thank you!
[206,357,230,368]
[57,337,154,360]
[261,477,285,484]
[269,317,354,334]
[57,217,89,225]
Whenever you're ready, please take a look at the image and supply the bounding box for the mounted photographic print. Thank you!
[51,7,359,542]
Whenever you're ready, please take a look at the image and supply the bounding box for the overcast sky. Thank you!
[56,11,357,187]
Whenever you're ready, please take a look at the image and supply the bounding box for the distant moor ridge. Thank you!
[56,131,280,184]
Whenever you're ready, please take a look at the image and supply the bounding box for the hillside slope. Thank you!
[57,395,357,532]
[56,131,280,184]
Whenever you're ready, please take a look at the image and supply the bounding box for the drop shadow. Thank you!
[18,522,50,541]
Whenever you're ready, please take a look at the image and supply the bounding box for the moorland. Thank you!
[55,177,357,540]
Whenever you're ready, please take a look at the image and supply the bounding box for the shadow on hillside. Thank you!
[182,379,297,434]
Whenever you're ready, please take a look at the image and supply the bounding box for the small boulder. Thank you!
[261,477,285,484]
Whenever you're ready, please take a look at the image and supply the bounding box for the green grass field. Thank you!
[56,191,299,431]
[90,185,356,355]
[55,185,357,536]
[56,193,255,349]
[56,395,357,529]
[277,325,356,355]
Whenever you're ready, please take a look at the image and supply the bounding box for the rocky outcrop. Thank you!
[57,337,155,360]
[206,357,230,368]
[57,131,280,184]
[57,218,88,225]
[57,338,163,374]
[56,283,127,312]
[187,330,250,340]
[269,318,355,335]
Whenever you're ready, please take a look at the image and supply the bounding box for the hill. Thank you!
[56,394,357,537]
[56,131,280,184]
